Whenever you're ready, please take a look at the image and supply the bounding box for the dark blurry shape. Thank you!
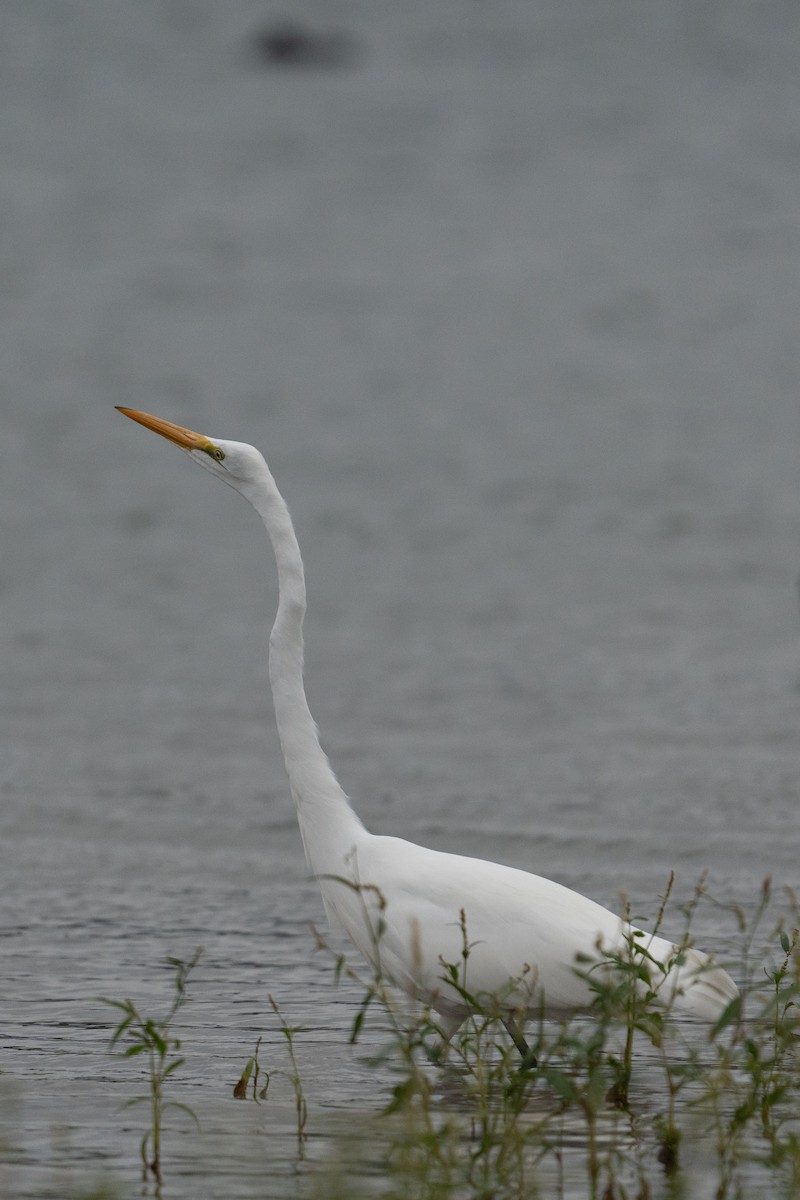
[251,20,359,69]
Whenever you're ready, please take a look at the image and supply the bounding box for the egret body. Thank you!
[117,408,737,1053]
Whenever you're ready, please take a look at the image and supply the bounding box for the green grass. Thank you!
[293,876,800,1199]
[234,998,308,1150]
[97,881,800,1198]
[98,947,203,1190]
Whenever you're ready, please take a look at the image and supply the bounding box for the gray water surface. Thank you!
[2,2,799,1196]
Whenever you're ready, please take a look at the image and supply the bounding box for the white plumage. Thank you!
[118,409,738,1053]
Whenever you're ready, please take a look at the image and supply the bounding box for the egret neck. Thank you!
[243,465,365,881]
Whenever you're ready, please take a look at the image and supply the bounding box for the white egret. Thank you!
[117,408,737,1059]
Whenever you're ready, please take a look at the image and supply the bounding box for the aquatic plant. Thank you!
[99,947,202,1188]
[92,883,800,1198]
[233,996,308,1149]
[297,877,800,1200]
[233,1034,264,1101]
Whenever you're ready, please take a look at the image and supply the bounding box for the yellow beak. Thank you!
[116,407,218,455]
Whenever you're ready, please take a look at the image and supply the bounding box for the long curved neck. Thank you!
[245,467,364,875]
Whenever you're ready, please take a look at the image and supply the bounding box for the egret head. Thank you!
[116,408,268,494]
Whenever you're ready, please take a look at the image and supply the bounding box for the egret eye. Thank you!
[206,445,225,462]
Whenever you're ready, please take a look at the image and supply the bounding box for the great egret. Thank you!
[117,408,738,1058]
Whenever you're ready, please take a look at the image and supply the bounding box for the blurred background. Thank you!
[1,1,799,1192]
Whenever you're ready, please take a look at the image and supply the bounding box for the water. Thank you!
[2,1,799,1195]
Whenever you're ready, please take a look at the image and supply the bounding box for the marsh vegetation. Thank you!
[88,878,800,1199]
